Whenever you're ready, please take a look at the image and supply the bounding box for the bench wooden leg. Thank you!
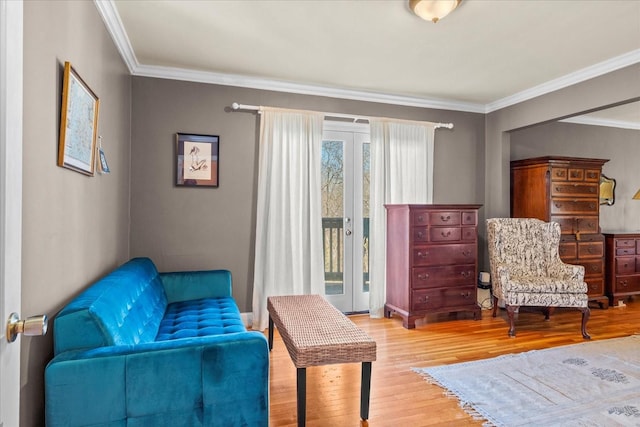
[268,315,274,351]
[297,368,306,427]
[361,362,372,420]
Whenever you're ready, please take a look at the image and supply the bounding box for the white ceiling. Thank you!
[102,0,640,125]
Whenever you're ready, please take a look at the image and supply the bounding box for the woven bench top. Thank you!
[267,295,376,368]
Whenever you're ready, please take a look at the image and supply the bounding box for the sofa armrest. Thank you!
[160,269,232,303]
[46,331,269,427]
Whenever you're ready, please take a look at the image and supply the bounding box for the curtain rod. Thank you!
[231,102,454,129]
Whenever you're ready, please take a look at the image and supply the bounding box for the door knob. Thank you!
[345,229,352,236]
[6,312,48,343]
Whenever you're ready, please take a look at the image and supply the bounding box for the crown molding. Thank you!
[560,116,640,131]
[486,50,640,113]
[134,63,486,113]
[96,0,639,116]
[94,0,138,73]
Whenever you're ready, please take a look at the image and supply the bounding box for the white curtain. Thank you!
[251,107,326,330]
[369,119,435,317]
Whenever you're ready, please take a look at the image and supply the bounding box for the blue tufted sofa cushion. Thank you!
[156,297,245,341]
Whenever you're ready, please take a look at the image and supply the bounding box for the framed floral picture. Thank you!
[175,133,219,187]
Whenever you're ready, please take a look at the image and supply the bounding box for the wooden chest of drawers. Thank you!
[511,156,609,307]
[384,204,482,329]
[604,233,640,306]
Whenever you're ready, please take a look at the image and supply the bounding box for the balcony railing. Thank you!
[322,217,369,290]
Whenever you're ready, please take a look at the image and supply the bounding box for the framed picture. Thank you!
[176,133,219,187]
[57,61,100,176]
[98,147,110,174]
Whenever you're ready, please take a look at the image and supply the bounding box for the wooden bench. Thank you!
[267,295,377,426]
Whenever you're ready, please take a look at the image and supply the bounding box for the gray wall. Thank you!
[130,76,486,312]
[22,1,131,425]
[511,121,640,231]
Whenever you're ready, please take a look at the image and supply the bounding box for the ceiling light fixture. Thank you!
[409,0,461,23]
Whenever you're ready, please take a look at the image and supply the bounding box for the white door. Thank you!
[0,1,23,425]
[321,123,370,313]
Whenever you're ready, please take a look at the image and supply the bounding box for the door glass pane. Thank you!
[362,142,370,293]
[321,140,344,295]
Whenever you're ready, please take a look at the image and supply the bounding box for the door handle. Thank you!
[345,229,352,236]
[6,312,48,343]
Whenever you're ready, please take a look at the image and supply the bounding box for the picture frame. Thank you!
[175,133,219,187]
[98,147,110,174]
[57,61,100,176]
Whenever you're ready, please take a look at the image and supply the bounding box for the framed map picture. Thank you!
[175,133,219,187]
[58,61,100,176]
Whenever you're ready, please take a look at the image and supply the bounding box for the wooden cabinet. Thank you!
[511,156,609,307]
[384,204,482,329]
[604,233,640,306]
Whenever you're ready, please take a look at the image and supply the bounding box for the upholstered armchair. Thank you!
[486,218,590,339]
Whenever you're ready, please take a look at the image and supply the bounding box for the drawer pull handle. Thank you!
[462,250,472,257]
[418,296,430,303]
[620,281,628,288]
[417,231,423,238]
[440,215,451,222]
[589,203,595,209]
[417,251,429,258]
[461,291,471,298]
[556,171,563,176]
[555,203,562,208]
[461,271,471,278]
[417,274,429,280]
[441,231,451,237]
[589,188,595,193]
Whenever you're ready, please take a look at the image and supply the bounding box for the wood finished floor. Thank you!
[265,298,640,426]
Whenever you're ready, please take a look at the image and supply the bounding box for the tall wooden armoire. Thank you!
[510,156,609,308]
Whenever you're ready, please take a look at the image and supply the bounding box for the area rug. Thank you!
[413,335,640,426]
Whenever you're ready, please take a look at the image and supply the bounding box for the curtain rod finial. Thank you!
[231,102,240,110]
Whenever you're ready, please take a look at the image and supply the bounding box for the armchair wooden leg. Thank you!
[580,307,591,340]
[492,295,499,318]
[543,307,551,321]
[506,305,518,337]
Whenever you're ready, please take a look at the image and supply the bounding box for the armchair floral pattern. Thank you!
[487,218,590,339]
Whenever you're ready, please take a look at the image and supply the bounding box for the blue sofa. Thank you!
[45,257,269,427]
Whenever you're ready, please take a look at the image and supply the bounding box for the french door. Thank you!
[321,122,370,313]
